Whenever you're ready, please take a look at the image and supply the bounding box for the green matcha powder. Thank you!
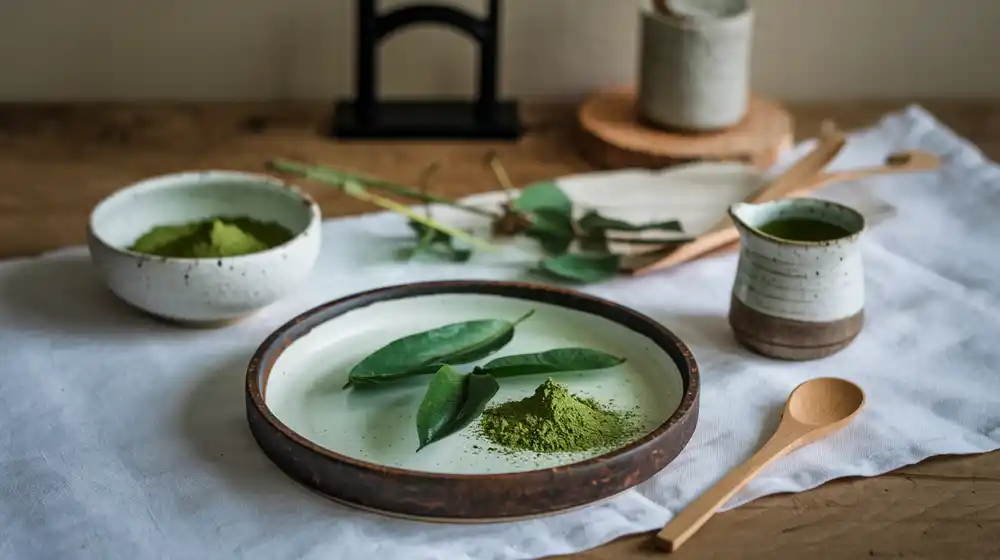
[129,216,294,258]
[479,379,641,453]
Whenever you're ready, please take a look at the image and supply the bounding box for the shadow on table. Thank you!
[0,252,167,336]
[651,312,738,350]
[178,354,366,515]
[642,310,780,381]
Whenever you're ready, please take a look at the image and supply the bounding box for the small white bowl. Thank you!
[87,170,322,325]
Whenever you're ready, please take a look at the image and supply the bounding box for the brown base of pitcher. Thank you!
[728,295,864,361]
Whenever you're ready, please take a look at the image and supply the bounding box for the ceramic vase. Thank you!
[727,198,866,361]
[637,0,754,131]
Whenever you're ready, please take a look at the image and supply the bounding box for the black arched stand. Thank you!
[331,0,523,140]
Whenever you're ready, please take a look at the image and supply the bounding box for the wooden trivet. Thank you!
[577,87,794,170]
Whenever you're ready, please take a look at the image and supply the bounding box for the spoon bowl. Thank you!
[787,377,865,426]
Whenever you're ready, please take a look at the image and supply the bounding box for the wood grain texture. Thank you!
[578,88,794,170]
[2,99,1000,558]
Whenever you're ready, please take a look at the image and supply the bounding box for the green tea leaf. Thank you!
[341,179,498,254]
[577,231,610,254]
[538,253,621,284]
[525,208,575,255]
[399,221,473,263]
[478,347,626,378]
[416,365,500,451]
[345,309,535,387]
[513,181,572,215]
[578,210,683,234]
[527,208,574,238]
[409,220,452,245]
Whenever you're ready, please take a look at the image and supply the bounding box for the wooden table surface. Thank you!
[2,100,999,559]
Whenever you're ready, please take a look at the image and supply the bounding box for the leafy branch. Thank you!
[266,154,690,284]
[268,158,497,218]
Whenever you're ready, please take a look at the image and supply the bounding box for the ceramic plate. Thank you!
[247,281,699,521]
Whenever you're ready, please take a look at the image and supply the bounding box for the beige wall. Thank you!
[1,0,996,102]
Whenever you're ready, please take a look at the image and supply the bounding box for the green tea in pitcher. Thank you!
[757,218,852,242]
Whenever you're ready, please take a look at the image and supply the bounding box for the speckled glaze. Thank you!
[87,171,322,324]
[727,198,866,360]
[246,281,701,521]
[637,0,753,131]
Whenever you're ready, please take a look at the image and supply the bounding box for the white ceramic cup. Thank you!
[637,0,754,131]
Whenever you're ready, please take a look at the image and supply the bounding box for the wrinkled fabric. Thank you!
[1,106,998,560]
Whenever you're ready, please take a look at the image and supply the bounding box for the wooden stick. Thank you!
[623,124,848,275]
[623,147,942,267]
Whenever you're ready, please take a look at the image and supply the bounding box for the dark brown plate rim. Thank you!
[246,280,700,520]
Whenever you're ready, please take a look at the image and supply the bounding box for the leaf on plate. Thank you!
[477,347,626,378]
[416,365,500,451]
[345,309,535,388]
[513,181,573,215]
[537,253,621,284]
[578,210,683,234]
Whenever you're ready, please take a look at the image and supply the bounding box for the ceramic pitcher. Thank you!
[727,198,866,360]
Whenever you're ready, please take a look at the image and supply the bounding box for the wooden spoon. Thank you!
[622,123,848,274]
[655,377,865,553]
[797,149,941,192]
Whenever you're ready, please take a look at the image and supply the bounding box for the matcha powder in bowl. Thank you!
[129,216,295,258]
[87,170,322,324]
[478,378,642,454]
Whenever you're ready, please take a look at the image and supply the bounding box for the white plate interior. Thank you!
[264,293,686,475]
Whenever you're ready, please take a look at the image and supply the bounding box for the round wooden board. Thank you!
[577,87,794,171]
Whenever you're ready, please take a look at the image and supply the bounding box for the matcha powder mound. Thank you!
[129,216,294,258]
[479,378,641,453]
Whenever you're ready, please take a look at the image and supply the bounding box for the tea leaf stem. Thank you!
[341,180,500,253]
[267,158,499,219]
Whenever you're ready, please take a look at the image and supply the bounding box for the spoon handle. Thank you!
[655,429,802,552]
[805,149,941,188]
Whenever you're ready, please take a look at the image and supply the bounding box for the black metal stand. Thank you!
[331,0,522,140]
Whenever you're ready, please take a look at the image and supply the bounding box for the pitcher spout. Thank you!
[727,202,760,235]
[727,198,866,245]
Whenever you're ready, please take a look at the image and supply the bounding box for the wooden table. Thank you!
[2,100,999,559]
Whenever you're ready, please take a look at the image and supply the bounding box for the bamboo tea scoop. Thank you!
[656,377,865,553]
[646,148,943,264]
[802,149,941,191]
[624,124,848,275]
[624,134,943,275]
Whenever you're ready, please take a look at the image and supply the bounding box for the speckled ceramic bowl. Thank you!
[87,170,322,325]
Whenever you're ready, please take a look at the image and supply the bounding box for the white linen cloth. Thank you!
[2,105,1000,560]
